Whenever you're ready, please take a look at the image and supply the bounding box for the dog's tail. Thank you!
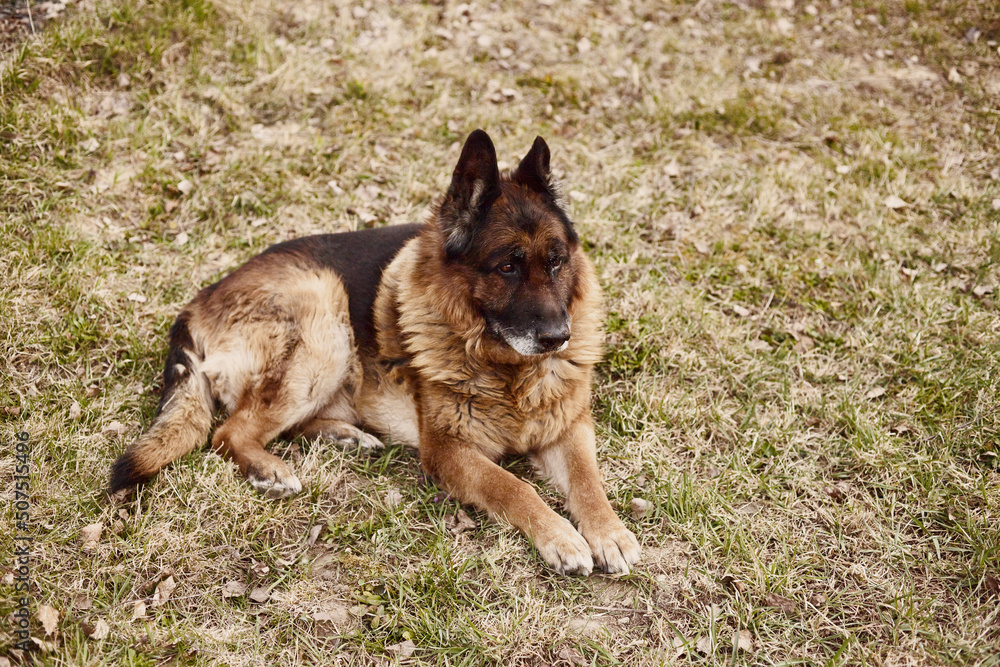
[108,312,213,496]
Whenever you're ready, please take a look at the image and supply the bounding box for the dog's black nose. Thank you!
[537,323,570,351]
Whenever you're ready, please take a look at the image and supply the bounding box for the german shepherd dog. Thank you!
[109,130,641,575]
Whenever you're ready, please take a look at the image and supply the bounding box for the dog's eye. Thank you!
[550,257,564,273]
[498,263,516,275]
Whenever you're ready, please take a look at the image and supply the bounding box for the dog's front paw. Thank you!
[246,456,302,500]
[582,518,641,575]
[533,517,594,576]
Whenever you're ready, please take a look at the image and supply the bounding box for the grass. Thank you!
[2,0,999,664]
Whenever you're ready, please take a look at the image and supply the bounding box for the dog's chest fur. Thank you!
[362,238,601,459]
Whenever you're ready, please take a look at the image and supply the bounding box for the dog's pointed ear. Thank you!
[511,136,552,196]
[440,129,501,257]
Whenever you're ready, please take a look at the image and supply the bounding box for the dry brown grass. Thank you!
[2,0,999,664]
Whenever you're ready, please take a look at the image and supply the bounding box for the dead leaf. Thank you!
[732,304,751,318]
[825,486,846,501]
[177,179,194,195]
[358,184,381,202]
[131,601,146,621]
[29,637,56,653]
[38,605,59,636]
[386,489,403,508]
[102,421,127,437]
[152,576,176,607]
[793,335,815,353]
[249,561,270,581]
[312,603,353,637]
[556,645,587,666]
[671,634,689,658]
[884,195,908,209]
[567,615,608,638]
[630,497,650,519]
[141,566,175,594]
[889,422,912,435]
[126,292,147,303]
[721,575,747,593]
[99,93,131,116]
[695,634,715,655]
[693,240,711,255]
[446,509,478,536]
[353,207,377,224]
[80,523,103,551]
[85,618,110,640]
[664,159,680,177]
[983,574,999,597]
[385,639,416,658]
[972,285,994,298]
[249,586,271,603]
[734,628,753,652]
[69,401,82,420]
[72,594,93,611]
[809,593,827,606]
[866,386,886,400]
[763,592,796,613]
[221,581,248,599]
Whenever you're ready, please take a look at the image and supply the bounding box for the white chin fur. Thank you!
[502,332,543,356]
[500,332,569,356]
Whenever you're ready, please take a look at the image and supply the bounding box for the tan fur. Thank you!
[366,228,639,574]
[111,132,640,574]
[116,359,214,486]
[113,257,362,499]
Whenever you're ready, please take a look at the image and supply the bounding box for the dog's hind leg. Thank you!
[212,410,302,499]
[209,326,358,499]
[201,267,362,498]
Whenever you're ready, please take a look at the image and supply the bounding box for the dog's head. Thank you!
[437,129,581,358]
